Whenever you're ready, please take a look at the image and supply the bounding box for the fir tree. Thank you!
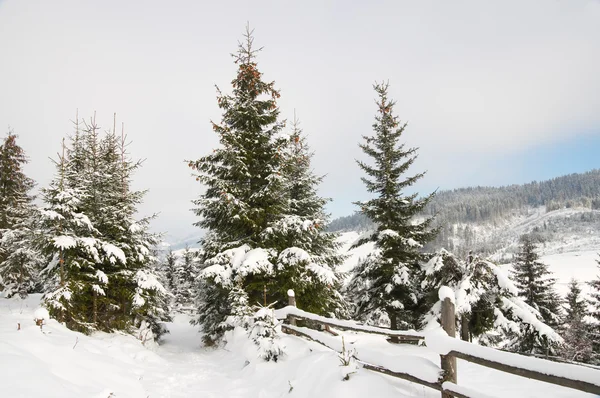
[249,304,285,362]
[0,132,40,298]
[39,137,104,332]
[511,235,562,353]
[174,246,198,307]
[40,114,170,339]
[164,249,177,293]
[346,82,436,332]
[189,26,346,343]
[560,279,592,363]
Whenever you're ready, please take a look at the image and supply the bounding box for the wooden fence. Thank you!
[278,290,600,398]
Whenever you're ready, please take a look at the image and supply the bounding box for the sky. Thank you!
[1,0,599,243]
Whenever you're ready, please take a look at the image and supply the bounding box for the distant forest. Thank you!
[328,169,600,253]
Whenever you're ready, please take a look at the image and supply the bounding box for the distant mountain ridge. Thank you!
[328,169,600,257]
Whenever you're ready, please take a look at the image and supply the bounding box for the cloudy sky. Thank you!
[1,0,599,243]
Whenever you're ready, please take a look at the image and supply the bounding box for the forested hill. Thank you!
[421,169,600,225]
[328,169,600,256]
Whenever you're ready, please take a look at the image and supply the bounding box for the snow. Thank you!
[438,286,455,304]
[441,382,496,398]
[284,324,442,384]
[92,284,106,296]
[488,262,520,296]
[1,295,598,397]
[135,270,167,294]
[540,251,599,297]
[40,209,64,220]
[0,295,413,398]
[500,297,563,341]
[33,307,50,321]
[239,248,274,277]
[102,243,127,265]
[95,270,108,284]
[53,235,77,249]
[425,328,599,387]
[379,229,399,238]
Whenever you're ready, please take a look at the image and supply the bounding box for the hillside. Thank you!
[329,169,600,258]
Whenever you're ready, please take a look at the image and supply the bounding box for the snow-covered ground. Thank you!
[2,294,599,397]
[0,295,409,398]
[541,251,599,297]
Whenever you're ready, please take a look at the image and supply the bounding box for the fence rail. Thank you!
[278,290,600,398]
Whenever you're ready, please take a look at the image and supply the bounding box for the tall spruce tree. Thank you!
[189,27,345,345]
[346,82,436,332]
[0,132,41,298]
[188,26,286,344]
[511,235,563,353]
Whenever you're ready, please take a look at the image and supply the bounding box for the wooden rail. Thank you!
[280,289,600,398]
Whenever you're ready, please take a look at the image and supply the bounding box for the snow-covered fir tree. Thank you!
[422,250,563,353]
[560,278,593,363]
[511,236,563,353]
[346,82,436,332]
[261,115,347,317]
[174,246,199,307]
[589,256,600,364]
[249,304,285,362]
[164,249,177,293]
[0,132,41,298]
[39,136,106,332]
[189,26,346,344]
[40,115,170,339]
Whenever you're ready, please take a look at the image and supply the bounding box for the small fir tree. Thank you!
[346,82,436,331]
[588,256,600,364]
[174,246,198,307]
[560,279,592,363]
[249,304,285,362]
[0,132,40,298]
[164,249,177,293]
[511,235,563,353]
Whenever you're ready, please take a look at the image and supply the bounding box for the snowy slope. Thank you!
[2,294,599,397]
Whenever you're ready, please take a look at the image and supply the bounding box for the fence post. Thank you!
[287,289,296,326]
[440,297,457,398]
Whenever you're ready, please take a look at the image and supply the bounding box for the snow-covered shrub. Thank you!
[222,286,253,331]
[248,304,285,362]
